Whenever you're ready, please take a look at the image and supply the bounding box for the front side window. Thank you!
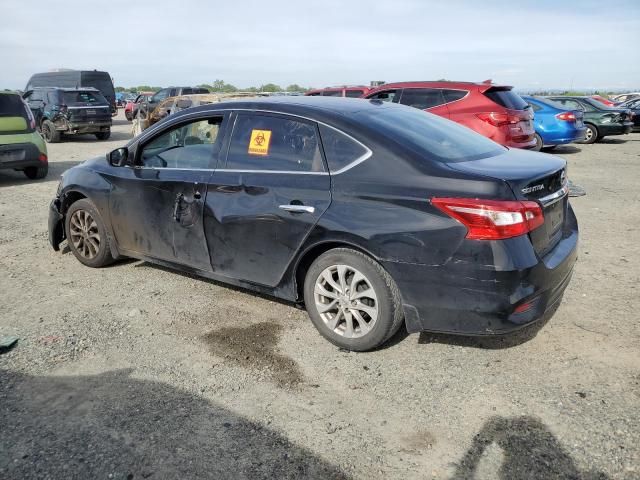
[399,88,445,110]
[368,89,398,102]
[150,89,170,103]
[139,117,223,169]
[226,113,325,172]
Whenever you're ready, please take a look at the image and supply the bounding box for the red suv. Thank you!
[306,86,371,98]
[364,81,535,149]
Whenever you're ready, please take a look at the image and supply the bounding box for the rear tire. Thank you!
[95,130,111,140]
[41,120,61,143]
[303,248,404,351]
[579,124,598,144]
[23,165,48,179]
[531,133,543,152]
[65,199,114,268]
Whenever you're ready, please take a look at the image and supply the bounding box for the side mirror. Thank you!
[108,147,128,167]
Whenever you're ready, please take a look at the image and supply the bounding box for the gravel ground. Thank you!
[1,113,639,480]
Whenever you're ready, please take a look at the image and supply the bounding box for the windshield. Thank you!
[63,91,107,104]
[359,105,505,163]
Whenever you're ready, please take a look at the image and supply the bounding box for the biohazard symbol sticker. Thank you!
[248,129,272,156]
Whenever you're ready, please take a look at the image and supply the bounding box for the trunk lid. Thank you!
[447,148,568,256]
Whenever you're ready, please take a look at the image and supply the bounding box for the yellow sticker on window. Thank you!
[248,129,272,156]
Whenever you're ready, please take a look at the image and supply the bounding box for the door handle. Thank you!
[279,204,315,214]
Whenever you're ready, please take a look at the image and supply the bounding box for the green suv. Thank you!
[0,91,48,179]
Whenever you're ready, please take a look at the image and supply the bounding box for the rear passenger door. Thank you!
[203,112,331,287]
[398,88,450,118]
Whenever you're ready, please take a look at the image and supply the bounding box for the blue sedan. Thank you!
[522,96,586,151]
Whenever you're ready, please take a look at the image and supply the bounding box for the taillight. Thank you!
[476,112,522,127]
[431,198,544,240]
[556,111,576,122]
[38,153,48,164]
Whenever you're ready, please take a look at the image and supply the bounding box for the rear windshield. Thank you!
[0,94,29,118]
[81,73,114,95]
[484,88,529,110]
[63,91,107,104]
[359,105,505,163]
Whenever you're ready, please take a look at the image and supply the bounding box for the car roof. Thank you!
[367,80,511,91]
[30,86,100,92]
[164,96,396,122]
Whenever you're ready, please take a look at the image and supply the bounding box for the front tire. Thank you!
[65,199,114,268]
[23,165,48,179]
[41,120,61,143]
[303,248,404,351]
[579,124,599,144]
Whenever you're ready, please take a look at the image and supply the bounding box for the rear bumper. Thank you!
[384,205,579,336]
[53,118,111,134]
[0,142,46,170]
[539,127,586,146]
[598,122,633,136]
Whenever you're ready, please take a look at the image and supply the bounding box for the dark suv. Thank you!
[23,87,112,143]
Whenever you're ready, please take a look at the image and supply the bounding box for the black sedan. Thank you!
[48,97,578,351]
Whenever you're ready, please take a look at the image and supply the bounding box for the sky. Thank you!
[1,0,639,91]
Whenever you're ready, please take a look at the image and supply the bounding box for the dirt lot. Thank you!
[1,112,639,479]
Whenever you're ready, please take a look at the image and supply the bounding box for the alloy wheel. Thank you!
[314,264,379,338]
[585,127,594,142]
[42,124,52,142]
[69,209,101,260]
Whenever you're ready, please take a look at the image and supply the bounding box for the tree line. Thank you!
[115,79,309,94]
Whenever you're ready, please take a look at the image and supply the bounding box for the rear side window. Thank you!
[443,89,468,103]
[484,88,528,110]
[321,90,343,97]
[318,125,369,173]
[399,88,445,110]
[345,90,364,98]
[368,90,398,102]
[226,114,325,172]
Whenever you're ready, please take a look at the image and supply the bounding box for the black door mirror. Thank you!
[108,147,128,167]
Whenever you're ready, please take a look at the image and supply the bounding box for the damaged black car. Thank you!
[23,87,112,143]
[49,97,578,351]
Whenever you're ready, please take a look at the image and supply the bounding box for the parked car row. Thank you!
[305,81,635,150]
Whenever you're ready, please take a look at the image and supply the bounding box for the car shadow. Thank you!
[451,415,609,479]
[542,145,582,154]
[597,138,627,144]
[0,160,82,187]
[0,368,349,479]
[58,131,132,143]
